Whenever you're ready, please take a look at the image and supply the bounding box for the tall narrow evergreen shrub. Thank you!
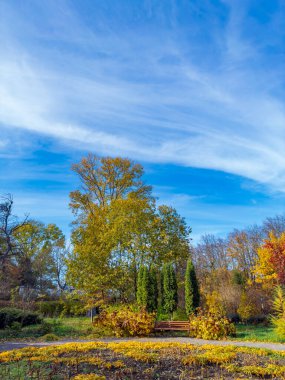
[185,259,200,315]
[141,266,150,308]
[137,265,158,312]
[160,268,164,308]
[136,266,144,306]
[149,265,158,311]
[162,263,178,317]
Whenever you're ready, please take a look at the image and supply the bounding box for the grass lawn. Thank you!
[0,317,111,342]
[1,341,285,379]
[45,317,95,337]
[234,323,285,343]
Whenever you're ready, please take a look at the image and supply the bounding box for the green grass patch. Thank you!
[234,324,285,343]
[45,317,93,337]
[0,324,43,341]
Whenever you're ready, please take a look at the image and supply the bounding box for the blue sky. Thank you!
[0,0,284,242]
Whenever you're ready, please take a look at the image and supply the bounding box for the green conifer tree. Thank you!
[149,265,158,311]
[185,259,200,315]
[136,266,144,306]
[141,266,149,308]
[162,263,178,317]
[160,268,164,308]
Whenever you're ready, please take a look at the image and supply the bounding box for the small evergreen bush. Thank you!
[10,321,22,331]
[0,308,22,328]
[21,310,42,326]
[0,308,42,329]
[40,333,60,341]
[38,321,53,335]
[36,301,64,317]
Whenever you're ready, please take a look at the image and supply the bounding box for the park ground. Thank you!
[2,319,285,379]
[2,339,285,379]
[0,317,285,344]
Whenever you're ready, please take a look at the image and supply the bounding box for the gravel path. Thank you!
[1,337,285,352]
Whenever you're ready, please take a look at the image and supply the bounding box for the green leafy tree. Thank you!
[14,221,65,294]
[185,259,200,315]
[68,154,192,304]
[162,263,178,317]
[0,195,67,299]
[150,205,191,266]
[68,155,154,302]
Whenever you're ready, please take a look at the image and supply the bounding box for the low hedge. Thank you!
[0,308,42,329]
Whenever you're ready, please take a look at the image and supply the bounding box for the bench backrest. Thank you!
[154,321,189,330]
[155,321,189,325]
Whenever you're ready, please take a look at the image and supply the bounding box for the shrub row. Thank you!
[94,305,236,340]
[0,308,42,329]
[0,300,87,318]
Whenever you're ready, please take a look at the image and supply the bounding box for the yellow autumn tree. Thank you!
[67,154,191,304]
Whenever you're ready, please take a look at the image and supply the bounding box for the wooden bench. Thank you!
[154,321,190,332]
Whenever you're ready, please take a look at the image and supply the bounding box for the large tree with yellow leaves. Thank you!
[67,154,191,303]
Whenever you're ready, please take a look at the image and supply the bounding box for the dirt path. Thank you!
[1,337,285,352]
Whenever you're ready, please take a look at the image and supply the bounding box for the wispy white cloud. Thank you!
[0,0,284,191]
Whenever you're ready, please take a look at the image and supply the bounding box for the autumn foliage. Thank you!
[254,232,285,286]
[93,306,155,337]
[189,312,236,340]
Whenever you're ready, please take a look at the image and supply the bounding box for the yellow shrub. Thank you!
[93,306,155,337]
[189,312,236,340]
[205,291,226,317]
[183,351,236,366]
[237,291,255,322]
[271,286,285,339]
[72,375,106,380]
[225,363,285,377]
[272,316,285,339]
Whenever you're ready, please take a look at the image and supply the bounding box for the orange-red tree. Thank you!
[254,232,285,286]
